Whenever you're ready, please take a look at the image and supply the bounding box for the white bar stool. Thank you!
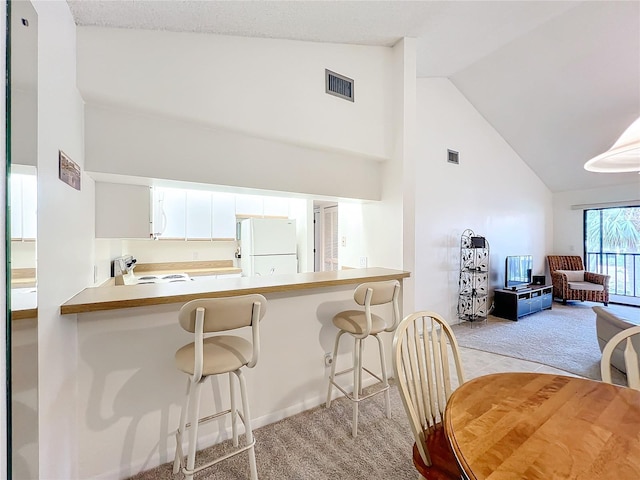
[173,294,267,480]
[325,280,400,437]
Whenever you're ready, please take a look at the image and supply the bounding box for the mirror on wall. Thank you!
[9,1,38,479]
[10,164,37,306]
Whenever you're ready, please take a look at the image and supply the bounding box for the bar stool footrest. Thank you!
[175,408,254,476]
[329,366,390,403]
[181,438,256,476]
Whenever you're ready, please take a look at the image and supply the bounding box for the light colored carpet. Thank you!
[452,301,638,383]
[129,384,417,480]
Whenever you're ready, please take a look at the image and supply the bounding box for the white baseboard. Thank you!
[610,294,640,307]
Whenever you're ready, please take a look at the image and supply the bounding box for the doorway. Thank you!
[313,202,338,272]
[584,206,640,306]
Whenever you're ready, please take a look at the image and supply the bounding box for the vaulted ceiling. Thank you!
[67,0,640,193]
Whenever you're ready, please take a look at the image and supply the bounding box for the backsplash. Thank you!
[11,241,37,268]
[122,239,238,264]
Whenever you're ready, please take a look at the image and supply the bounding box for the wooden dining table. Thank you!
[444,372,640,479]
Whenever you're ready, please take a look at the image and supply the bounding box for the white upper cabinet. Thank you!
[235,194,264,216]
[186,190,213,239]
[154,188,237,240]
[95,183,151,239]
[212,192,236,239]
[235,194,288,217]
[263,197,289,217]
[10,175,24,239]
[10,170,37,241]
[150,186,291,240]
[21,174,38,239]
[156,187,187,239]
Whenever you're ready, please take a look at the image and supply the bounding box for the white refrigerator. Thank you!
[240,218,298,276]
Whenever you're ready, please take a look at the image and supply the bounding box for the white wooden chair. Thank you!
[601,325,640,391]
[392,311,464,479]
[173,294,267,480]
[325,280,400,437]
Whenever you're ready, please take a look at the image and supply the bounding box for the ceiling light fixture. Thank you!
[584,117,640,173]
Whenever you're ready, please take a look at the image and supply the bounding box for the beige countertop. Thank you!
[11,268,37,289]
[11,287,37,321]
[12,308,38,321]
[149,267,241,276]
[61,267,411,315]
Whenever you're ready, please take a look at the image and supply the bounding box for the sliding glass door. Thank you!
[584,206,640,305]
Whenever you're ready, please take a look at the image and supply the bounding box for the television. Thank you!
[505,255,533,290]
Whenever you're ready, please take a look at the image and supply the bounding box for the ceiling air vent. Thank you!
[447,149,460,165]
[325,69,354,102]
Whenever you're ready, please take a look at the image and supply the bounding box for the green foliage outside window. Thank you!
[585,206,640,297]
[585,207,640,254]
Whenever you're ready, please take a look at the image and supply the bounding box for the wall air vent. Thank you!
[447,149,460,165]
[325,69,354,102]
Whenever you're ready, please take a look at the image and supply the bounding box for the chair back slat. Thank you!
[624,338,640,390]
[600,324,640,391]
[430,323,445,418]
[410,321,430,429]
[439,329,453,400]
[393,311,465,467]
[420,320,435,426]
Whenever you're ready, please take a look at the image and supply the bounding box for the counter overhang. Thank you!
[61,267,410,315]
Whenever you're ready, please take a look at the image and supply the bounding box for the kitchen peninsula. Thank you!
[11,268,37,320]
[64,267,410,478]
[61,267,409,314]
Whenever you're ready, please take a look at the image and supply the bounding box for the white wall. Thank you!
[77,27,393,160]
[414,78,553,322]
[359,39,416,287]
[11,90,37,167]
[338,201,365,269]
[333,39,415,280]
[398,38,417,314]
[77,27,395,200]
[33,1,91,478]
[85,104,384,201]
[552,183,640,256]
[10,0,38,170]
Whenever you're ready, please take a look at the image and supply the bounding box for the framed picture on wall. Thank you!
[58,150,81,191]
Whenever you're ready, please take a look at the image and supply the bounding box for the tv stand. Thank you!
[493,285,552,321]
